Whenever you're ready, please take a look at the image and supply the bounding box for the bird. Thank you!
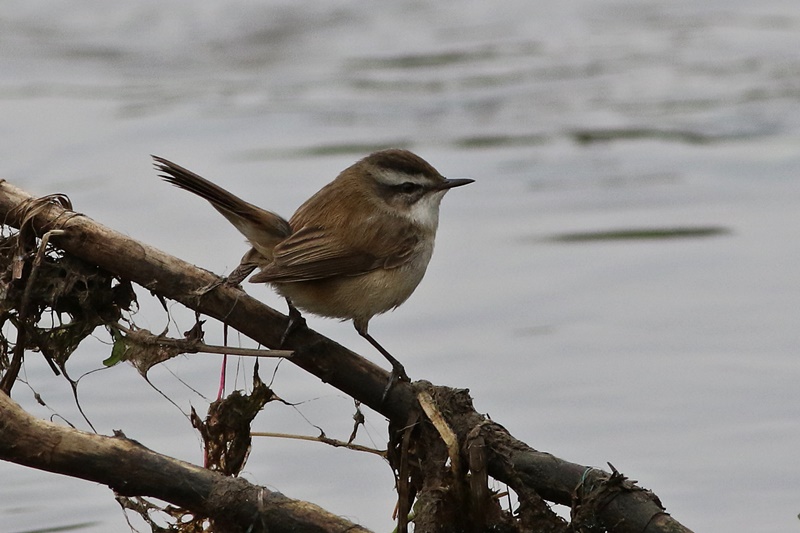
[152,149,473,392]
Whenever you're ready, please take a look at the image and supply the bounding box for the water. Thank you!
[2,1,800,531]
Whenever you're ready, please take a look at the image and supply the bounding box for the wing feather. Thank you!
[250,224,419,283]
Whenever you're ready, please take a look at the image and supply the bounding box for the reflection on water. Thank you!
[238,141,415,160]
[569,127,734,144]
[2,1,800,533]
[545,226,731,242]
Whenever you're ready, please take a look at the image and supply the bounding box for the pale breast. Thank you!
[271,240,435,323]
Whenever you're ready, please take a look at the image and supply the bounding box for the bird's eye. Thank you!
[399,182,421,194]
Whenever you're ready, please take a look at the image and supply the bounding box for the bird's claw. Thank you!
[280,301,307,347]
[380,362,410,404]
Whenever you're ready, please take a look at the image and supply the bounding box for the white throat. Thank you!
[407,190,445,232]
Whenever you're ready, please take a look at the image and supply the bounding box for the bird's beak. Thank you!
[438,177,475,190]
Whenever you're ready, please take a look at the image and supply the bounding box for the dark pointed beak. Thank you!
[438,177,475,190]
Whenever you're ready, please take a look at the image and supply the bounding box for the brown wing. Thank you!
[250,223,419,283]
[250,214,418,283]
[249,168,420,283]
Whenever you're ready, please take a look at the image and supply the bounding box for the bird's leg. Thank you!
[280,298,307,347]
[362,332,409,382]
[354,321,410,402]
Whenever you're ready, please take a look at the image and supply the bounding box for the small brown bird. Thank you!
[153,150,473,388]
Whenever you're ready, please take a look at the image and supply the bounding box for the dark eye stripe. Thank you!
[397,182,422,194]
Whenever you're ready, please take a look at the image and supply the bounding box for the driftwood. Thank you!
[0,180,694,532]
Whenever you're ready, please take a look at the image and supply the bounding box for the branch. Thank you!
[111,322,293,359]
[0,391,369,533]
[0,180,694,533]
[251,431,387,457]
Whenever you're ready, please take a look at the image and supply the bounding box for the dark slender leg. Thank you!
[280,299,306,347]
[359,331,409,382]
[354,321,410,402]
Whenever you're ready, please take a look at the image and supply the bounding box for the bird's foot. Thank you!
[381,361,410,404]
[280,301,307,347]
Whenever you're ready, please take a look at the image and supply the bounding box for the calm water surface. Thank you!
[2,1,800,532]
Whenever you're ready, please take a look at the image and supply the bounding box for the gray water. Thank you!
[2,1,800,531]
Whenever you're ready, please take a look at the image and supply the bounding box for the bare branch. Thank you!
[112,323,293,359]
[0,390,371,533]
[251,431,387,457]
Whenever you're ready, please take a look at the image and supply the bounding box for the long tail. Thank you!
[152,156,291,258]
